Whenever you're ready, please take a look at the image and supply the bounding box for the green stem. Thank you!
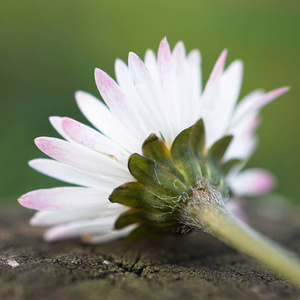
[197,206,300,287]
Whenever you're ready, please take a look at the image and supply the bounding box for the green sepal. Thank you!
[124,224,162,245]
[205,135,233,188]
[170,127,202,186]
[207,135,233,162]
[189,119,206,157]
[110,118,242,238]
[115,208,178,229]
[205,162,221,187]
[115,208,143,229]
[124,222,188,245]
[109,182,172,211]
[142,134,174,171]
[221,159,242,175]
[124,222,185,245]
[128,153,188,197]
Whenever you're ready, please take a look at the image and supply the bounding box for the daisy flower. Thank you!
[19,38,300,285]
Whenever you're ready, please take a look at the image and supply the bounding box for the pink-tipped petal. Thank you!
[201,50,230,147]
[157,37,172,68]
[95,68,147,140]
[157,37,172,83]
[19,187,115,211]
[157,37,178,140]
[75,91,140,152]
[34,137,131,180]
[230,169,276,197]
[94,68,126,110]
[202,56,244,148]
[210,59,244,145]
[157,37,173,89]
[61,117,128,164]
[232,87,289,127]
[260,86,290,108]
[210,49,228,81]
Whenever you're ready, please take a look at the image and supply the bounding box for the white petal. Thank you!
[75,91,140,152]
[144,49,158,81]
[157,37,177,140]
[94,68,147,141]
[143,49,161,108]
[83,225,136,244]
[44,215,119,241]
[49,116,70,141]
[128,51,172,144]
[34,137,132,180]
[29,158,122,188]
[171,41,189,133]
[19,187,116,211]
[225,133,258,162]
[214,60,243,136]
[186,49,202,125]
[30,207,122,226]
[202,58,243,147]
[114,59,157,140]
[201,50,228,147]
[225,114,259,161]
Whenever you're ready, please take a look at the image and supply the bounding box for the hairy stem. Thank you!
[181,184,300,287]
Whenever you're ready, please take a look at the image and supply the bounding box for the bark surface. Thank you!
[1,198,300,300]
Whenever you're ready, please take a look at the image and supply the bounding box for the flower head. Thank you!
[19,37,288,243]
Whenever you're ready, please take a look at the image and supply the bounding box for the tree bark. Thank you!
[1,198,300,300]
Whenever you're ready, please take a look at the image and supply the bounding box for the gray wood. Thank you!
[1,199,299,300]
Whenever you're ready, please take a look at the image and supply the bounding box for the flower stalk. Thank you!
[110,124,300,286]
[181,184,300,287]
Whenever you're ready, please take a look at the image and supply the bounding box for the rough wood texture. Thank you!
[1,199,300,300]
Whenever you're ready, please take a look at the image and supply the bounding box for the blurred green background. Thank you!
[0,0,299,203]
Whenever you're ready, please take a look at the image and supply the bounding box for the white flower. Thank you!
[19,38,288,243]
